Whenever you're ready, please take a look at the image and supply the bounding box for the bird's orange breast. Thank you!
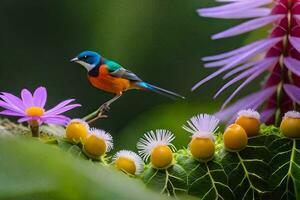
[88,65,132,95]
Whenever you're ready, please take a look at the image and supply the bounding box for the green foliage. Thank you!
[1,124,300,199]
[269,138,300,199]
[177,151,234,199]
[0,136,167,200]
[141,131,300,199]
[221,140,271,199]
[142,164,188,197]
[56,138,88,160]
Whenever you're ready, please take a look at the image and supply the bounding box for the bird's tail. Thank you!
[136,82,185,99]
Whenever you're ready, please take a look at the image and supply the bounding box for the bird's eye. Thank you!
[84,55,88,59]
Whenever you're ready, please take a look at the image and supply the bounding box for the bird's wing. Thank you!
[110,68,142,81]
[106,60,142,81]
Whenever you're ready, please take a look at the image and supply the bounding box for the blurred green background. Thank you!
[0,0,260,151]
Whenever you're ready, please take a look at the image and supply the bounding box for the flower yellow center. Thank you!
[66,122,89,143]
[223,124,248,151]
[25,106,45,117]
[280,117,300,138]
[150,145,173,169]
[235,116,260,137]
[84,135,106,157]
[115,157,136,175]
[190,137,215,161]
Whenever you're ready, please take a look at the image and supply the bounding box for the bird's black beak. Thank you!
[70,57,79,62]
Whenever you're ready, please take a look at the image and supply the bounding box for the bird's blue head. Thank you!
[70,51,101,71]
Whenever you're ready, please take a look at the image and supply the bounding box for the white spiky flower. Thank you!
[137,129,176,161]
[284,111,300,119]
[113,150,144,175]
[182,114,219,141]
[89,128,113,152]
[237,109,260,120]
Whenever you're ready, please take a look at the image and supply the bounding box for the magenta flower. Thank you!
[193,0,300,125]
[0,86,81,126]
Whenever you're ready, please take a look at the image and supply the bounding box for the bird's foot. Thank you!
[87,114,108,124]
[99,103,110,113]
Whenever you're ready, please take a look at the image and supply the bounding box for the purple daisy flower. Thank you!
[193,0,300,125]
[0,86,81,126]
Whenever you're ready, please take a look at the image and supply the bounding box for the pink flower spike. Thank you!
[195,0,300,123]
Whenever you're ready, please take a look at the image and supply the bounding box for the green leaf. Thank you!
[177,153,234,199]
[221,135,272,199]
[56,138,88,159]
[142,164,188,197]
[0,136,167,200]
[269,138,300,199]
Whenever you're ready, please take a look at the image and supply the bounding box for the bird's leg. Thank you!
[99,94,122,112]
[83,93,122,124]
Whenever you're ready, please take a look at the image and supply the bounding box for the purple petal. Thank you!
[202,39,264,61]
[226,113,240,126]
[44,119,69,125]
[199,8,271,19]
[221,67,269,109]
[212,15,284,40]
[18,116,34,123]
[198,0,272,14]
[260,109,276,123]
[33,87,47,108]
[214,57,277,98]
[0,100,21,113]
[223,60,260,79]
[283,57,300,77]
[44,99,75,115]
[289,36,300,53]
[192,37,281,91]
[215,86,276,121]
[204,54,241,68]
[44,104,81,116]
[0,92,25,111]
[0,110,25,117]
[283,84,300,104]
[216,0,247,2]
[0,96,25,114]
[21,89,33,107]
[42,115,71,125]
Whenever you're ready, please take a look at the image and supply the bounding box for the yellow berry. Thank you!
[115,157,136,175]
[235,116,260,137]
[66,122,88,143]
[223,124,248,151]
[84,135,106,157]
[280,117,300,138]
[150,145,173,168]
[190,137,215,160]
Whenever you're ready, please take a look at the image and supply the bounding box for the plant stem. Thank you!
[275,82,283,126]
[30,125,39,137]
[82,108,101,122]
[29,120,40,137]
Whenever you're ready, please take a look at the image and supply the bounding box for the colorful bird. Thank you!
[70,51,184,121]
